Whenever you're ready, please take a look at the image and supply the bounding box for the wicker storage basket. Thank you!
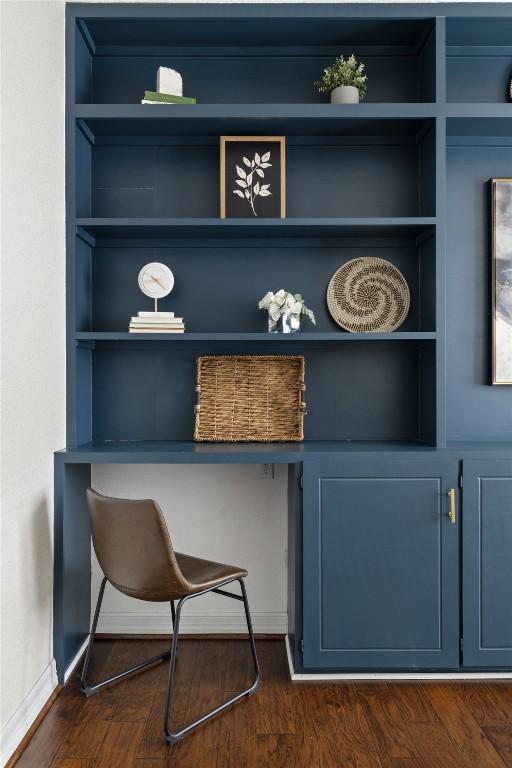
[194,355,306,442]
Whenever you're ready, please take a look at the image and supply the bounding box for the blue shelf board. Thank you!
[447,117,512,143]
[76,217,436,241]
[446,104,512,118]
[56,440,439,464]
[446,105,512,142]
[75,104,437,119]
[75,331,436,342]
[55,439,512,465]
[75,103,435,138]
[69,4,512,24]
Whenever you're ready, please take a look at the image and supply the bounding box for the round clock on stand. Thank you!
[137,262,174,314]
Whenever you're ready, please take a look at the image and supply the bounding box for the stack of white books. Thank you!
[128,311,185,333]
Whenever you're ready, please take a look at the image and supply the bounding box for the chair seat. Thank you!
[175,552,248,595]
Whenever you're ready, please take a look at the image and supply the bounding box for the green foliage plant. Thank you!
[315,54,367,100]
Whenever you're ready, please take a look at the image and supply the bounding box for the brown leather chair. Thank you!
[81,488,259,744]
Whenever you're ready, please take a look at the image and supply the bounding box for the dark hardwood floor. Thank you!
[13,639,512,767]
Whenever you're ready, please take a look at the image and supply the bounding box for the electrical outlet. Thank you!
[260,463,275,480]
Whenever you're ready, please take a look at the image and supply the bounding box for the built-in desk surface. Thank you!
[56,441,512,464]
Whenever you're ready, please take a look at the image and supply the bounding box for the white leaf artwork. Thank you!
[232,150,272,216]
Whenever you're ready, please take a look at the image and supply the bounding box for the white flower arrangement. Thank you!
[258,290,316,325]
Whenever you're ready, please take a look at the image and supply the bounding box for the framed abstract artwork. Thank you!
[220,136,285,218]
[491,178,512,384]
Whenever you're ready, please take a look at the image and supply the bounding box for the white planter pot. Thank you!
[330,85,359,104]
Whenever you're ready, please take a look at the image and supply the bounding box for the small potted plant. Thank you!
[258,290,316,333]
[315,53,367,104]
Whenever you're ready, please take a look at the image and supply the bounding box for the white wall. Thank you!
[0,0,65,757]
[91,464,288,633]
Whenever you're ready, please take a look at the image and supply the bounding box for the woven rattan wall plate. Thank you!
[194,355,306,442]
[326,257,410,333]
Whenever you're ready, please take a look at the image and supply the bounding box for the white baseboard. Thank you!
[64,637,90,683]
[1,659,58,768]
[284,636,512,681]
[96,611,287,635]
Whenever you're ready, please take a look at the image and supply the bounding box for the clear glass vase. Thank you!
[268,312,301,333]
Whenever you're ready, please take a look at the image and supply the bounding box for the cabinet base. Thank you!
[285,636,512,680]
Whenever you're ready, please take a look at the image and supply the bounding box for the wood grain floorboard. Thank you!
[256,735,299,768]
[493,752,512,768]
[12,640,512,768]
[15,681,87,767]
[169,684,222,767]
[484,726,512,752]
[379,761,436,768]
[52,761,95,768]
[95,722,145,768]
[360,688,419,760]
[385,684,440,724]
[304,683,381,766]
[108,640,166,722]
[424,684,508,768]
[216,692,258,768]
[405,720,482,768]
[456,683,512,726]
[484,726,512,768]
[54,701,112,760]
[248,640,295,736]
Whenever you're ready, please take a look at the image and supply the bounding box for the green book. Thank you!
[143,91,197,104]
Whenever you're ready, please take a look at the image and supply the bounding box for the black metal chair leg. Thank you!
[163,596,183,743]
[164,600,178,659]
[164,577,260,745]
[239,578,260,693]
[80,577,173,697]
[80,576,107,696]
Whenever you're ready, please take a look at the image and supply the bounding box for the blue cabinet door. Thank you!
[302,458,460,669]
[463,459,512,667]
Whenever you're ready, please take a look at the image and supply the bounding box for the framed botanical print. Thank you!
[491,178,512,384]
[220,136,285,218]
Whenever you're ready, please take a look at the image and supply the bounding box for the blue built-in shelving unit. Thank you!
[67,5,447,449]
[56,4,512,681]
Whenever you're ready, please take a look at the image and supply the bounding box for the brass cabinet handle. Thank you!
[447,488,456,525]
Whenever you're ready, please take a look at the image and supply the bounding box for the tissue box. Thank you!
[156,67,183,97]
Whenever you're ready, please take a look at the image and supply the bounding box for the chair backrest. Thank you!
[86,488,189,601]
